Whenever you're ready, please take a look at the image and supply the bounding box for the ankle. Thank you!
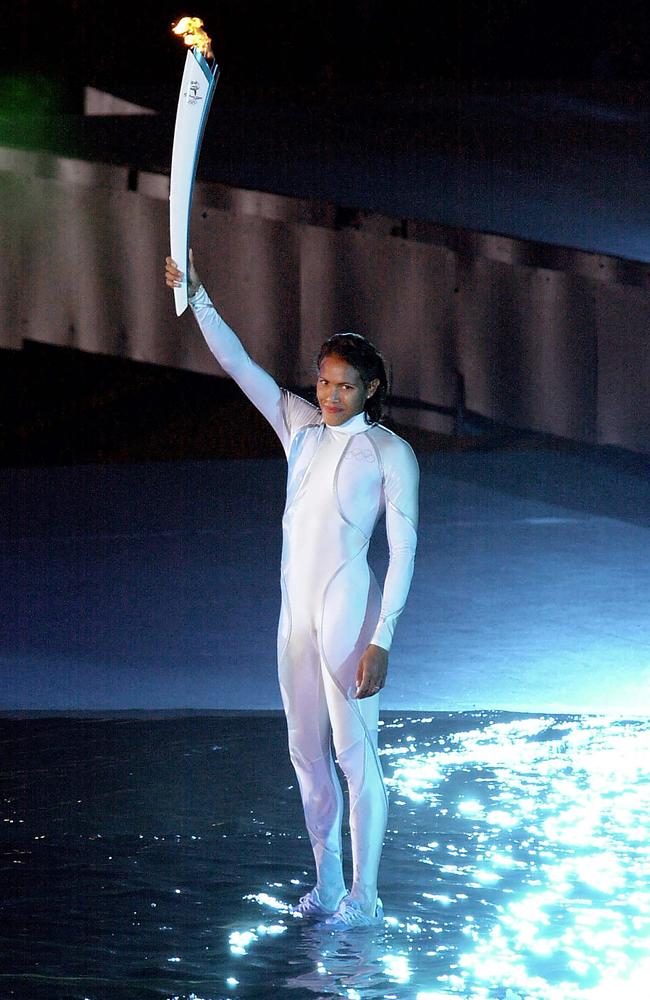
[349,889,377,915]
[316,884,347,908]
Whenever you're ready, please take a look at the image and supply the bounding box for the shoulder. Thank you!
[281,389,322,433]
[368,423,419,471]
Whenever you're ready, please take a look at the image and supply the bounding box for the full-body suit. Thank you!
[191,287,419,904]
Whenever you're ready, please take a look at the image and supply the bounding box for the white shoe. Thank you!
[322,896,384,930]
[292,887,348,919]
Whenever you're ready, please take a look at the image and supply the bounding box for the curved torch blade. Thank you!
[169,47,219,316]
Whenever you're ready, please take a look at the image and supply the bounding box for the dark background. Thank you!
[3,1,650,469]
[4,1,650,113]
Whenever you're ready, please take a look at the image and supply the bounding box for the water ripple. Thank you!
[1,713,649,999]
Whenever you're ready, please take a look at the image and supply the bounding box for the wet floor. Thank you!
[2,711,649,999]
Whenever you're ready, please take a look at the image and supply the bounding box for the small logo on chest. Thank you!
[345,445,376,465]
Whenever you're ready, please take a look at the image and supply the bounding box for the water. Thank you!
[2,712,649,999]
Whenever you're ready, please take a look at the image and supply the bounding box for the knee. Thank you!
[287,742,341,822]
[287,732,328,777]
[336,736,385,797]
[336,737,366,787]
[287,737,311,774]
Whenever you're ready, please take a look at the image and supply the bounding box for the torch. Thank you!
[169,16,220,316]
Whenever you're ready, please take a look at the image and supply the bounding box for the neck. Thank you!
[325,411,371,435]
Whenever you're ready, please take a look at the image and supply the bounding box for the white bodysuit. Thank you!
[191,287,419,905]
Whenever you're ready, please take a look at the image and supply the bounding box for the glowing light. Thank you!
[228,918,287,958]
[257,923,286,936]
[472,869,502,884]
[243,891,290,912]
[381,952,412,984]
[383,715,650,997]
[458,799,483,815]
[229,929,257,956]
[171,15,213,58]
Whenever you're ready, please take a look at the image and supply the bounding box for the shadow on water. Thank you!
[1,711,650,999]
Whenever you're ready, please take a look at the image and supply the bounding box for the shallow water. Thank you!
[2,712,649,999]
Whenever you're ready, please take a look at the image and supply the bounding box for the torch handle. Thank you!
[169,48,219,316]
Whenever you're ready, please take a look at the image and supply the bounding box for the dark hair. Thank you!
[317,332,389,424]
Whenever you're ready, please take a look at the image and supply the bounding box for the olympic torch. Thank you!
[169,16,220,315]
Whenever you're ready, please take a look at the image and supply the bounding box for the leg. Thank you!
[321,657,387,914]
[278,625,347,908]
[320,575,388,915]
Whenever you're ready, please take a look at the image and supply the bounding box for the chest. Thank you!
[286,427,384,528]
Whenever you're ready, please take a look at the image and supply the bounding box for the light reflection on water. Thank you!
[223,714,650,999]
[2,713,650,1000]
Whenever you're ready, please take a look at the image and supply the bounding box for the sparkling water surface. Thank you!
[2,712,649,1000]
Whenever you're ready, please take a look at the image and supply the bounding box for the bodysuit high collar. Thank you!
[323,411,373,436]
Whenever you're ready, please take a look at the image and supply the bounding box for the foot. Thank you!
[292,887,348,919]
[321,896,384,931]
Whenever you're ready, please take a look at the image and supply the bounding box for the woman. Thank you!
[165,253,419,930]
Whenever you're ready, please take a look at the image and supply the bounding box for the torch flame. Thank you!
[172,15,213,59]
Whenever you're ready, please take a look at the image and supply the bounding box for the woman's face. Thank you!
[316,354,379,427]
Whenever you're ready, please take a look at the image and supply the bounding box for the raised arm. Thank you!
[165,254,317,452]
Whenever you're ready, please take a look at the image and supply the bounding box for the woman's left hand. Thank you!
[355,644,388,699]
